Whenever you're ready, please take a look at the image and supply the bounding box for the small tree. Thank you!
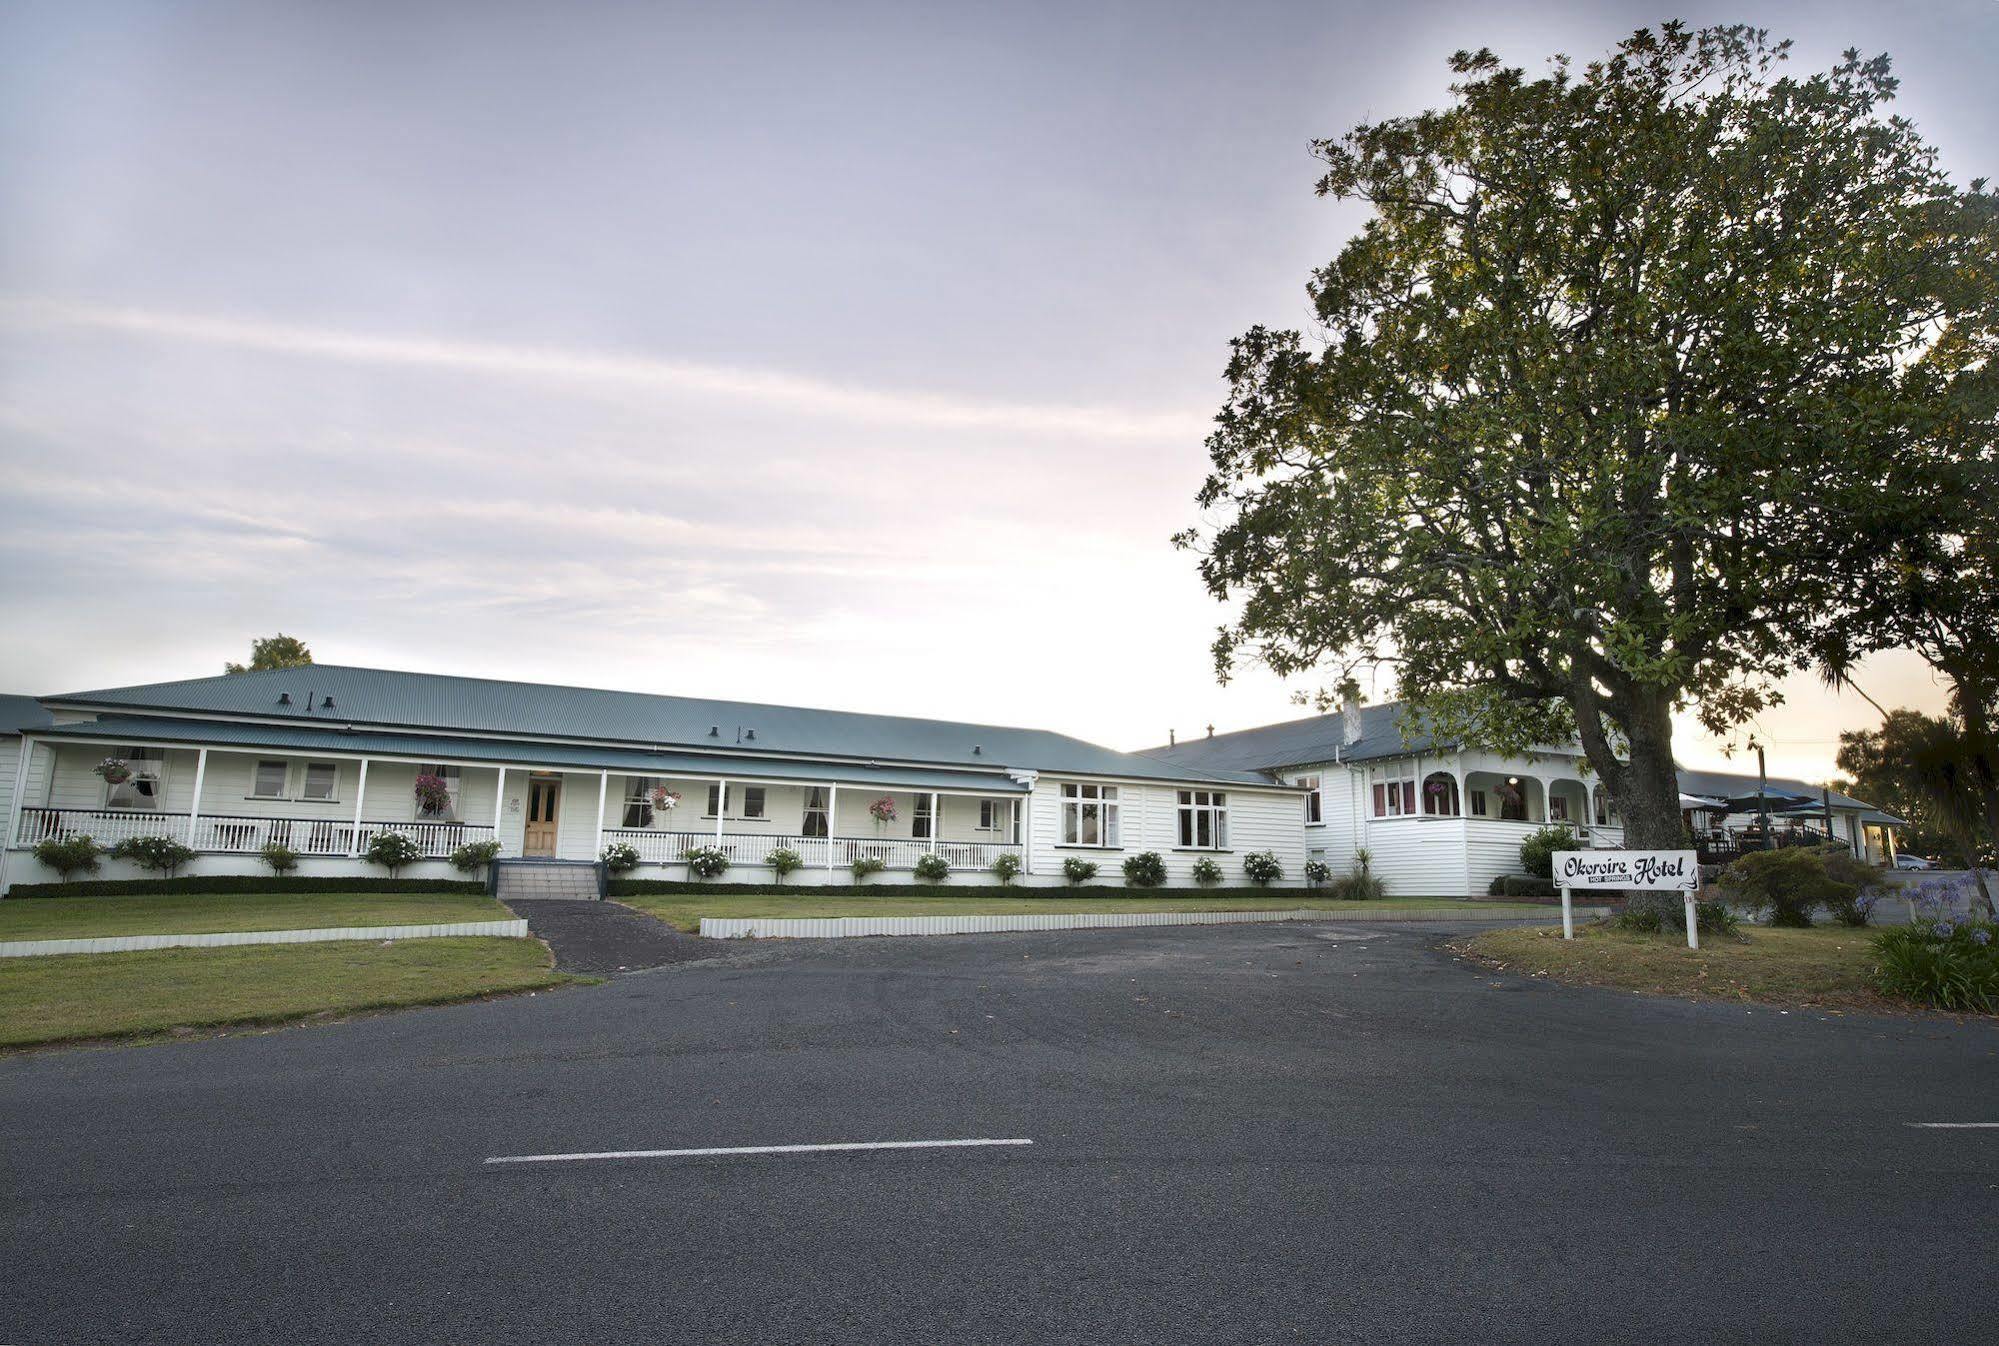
[33,834,101,881]
[990,852,1023,886]
[598,842,641,875]
[110,835,198,878]
[364,830,425,878]
[849,855,887,884]
[1061,856,1099,885]
[1122,851,1167,888]
[913,853,950,883]
[451,839,504,878]
[1719,848,1853,928]
[767,847,803,884]
[1191,857,1223,887]
[1241,851,1284,886]
[683,846,730,880]
[261,841,301,877]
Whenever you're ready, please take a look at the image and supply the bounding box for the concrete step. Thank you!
[495,861,602,902]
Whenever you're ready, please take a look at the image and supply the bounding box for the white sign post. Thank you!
[1552,850,1702,948]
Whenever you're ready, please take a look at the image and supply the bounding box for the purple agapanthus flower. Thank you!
[1972,928,1993,947]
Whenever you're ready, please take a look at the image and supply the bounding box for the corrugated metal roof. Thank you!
[34,716,1032,793]
[0,694,53,736]
[39,666,1277,787]
[1137,702,1447,772]
[1675,765,1889,818]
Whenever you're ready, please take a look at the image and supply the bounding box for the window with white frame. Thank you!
[1060,782,1120,847]
[1549,793,1569,822]
[741,786,766,820]
[912,794,932,840]
[1593,789,1621,827]
[302,762,338,801]
[1469,789,1488,817]
[105,746,164,810]
[417,764,462,820]
[1370,760,1418,817]
[1177,790,1229,849]
[622,776,656,828]
[979,799,996,831]
[705,783,727,817]
[1297,774,1322,824]
[802,787,828,837]
[252,760,288,799]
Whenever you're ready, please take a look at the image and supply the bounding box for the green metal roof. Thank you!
[41,665,1280,788]
[0,694,53,736]
[35,716,1032,793]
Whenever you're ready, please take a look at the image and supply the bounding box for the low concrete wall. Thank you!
[0,918,530,958]
[699,906,1599,939]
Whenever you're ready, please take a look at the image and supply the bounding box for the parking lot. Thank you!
[3,919,1994,1344]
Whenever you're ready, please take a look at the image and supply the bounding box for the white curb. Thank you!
[0,918,531,959]
[698,907,1596,939]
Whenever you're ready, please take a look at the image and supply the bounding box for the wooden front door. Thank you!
[524,777,561,857]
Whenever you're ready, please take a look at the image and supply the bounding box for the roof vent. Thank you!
[972,745,982,755]
[1205,723,1214,739]
[277,692,292,706]
[321,696,335,709]
[1169,729,1176,745]
[745,728,756,741]
[708,725,720,737]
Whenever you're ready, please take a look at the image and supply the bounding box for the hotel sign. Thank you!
[1552,850,1698,892]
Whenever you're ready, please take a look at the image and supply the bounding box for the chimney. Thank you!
[1342,688,1363,746]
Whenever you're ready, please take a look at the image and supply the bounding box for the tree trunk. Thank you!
[1579,687,1687,919]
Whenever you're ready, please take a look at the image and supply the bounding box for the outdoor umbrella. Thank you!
[1679,793,1726,811]
[1720,787,1814,813]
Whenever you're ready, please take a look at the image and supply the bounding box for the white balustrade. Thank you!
[15,808,185,849]
[598,828,1020,875]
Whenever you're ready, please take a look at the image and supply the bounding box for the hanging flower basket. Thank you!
[650,786,682,812]
[413,773,453,817]
[868,796,898,826]
[1425,779,1451,802]
[94,758,133,785]
[1495,780,1523,805]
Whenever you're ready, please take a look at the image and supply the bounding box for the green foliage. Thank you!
[1190,857,1224,887]
[1872,921,1999,1012]
[597,842,641,874]
[1061,856,1100,885]
[849,855,887,884]
[1611,900,1737,936]
[1518,825,1577,882]
[767,847,804,883]
[682,846,730,880]
[1241,850,1284,886]
[1121,851,1167,888]
[260,841,301,876]
[1178,23,1999,853]
[1325,870,1385,901]
[108,835,198,878]
[362,830,425,877]
[1836,710,1989,860]
[1489,874,1556,898]
[1718,848,1853,927]
[32,834,102,881]
[223,632,313,675]
[989,852,1023,885]
[913,853,951,883]
[1303,859,1332,886]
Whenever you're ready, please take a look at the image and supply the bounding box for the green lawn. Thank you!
[0,937,574,1049]
[0,892,513,941]
[618,891,1556,934]
[1458,923,1897,1012]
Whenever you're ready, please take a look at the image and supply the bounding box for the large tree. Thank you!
[1836,710,1993,866]
[1181,24,1998,864]
[224,633,313,676]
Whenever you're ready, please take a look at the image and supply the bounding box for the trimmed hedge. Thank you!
[4,876,487,900]
[1488,874,1557,898]
[609,879,1332,899]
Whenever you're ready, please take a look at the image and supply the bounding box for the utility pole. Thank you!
[1750,738,1772,851]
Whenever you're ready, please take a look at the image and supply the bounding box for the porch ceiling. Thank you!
[30,717,1030,794]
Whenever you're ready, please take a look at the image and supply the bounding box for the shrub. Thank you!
[1812,843,1886,927]
[1121,851,1166,887]
[767,847,804,883]
[1303,858,1332,887]
[1518,824,1577,882]
[1613,899,1738,936]
[913,853,951,882]
[1327,871,1385,901]
[450,839,502,875]
[683,846,730,880]
[990,852,1022,885]
[850,855,887,884]
[1873,920,1999,1012]
[1718,848,1853,927]
[1489,874,1556,898]
[598,842,642,874]
[261,841,301,876]
[1061,856,1099,885]
[1191,857,1223,887]
[32,834,102,881]
[109,834,198,878]
[363,830,426,878]
[1242,851,1284,886]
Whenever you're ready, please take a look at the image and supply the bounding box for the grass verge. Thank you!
[0,936,575,1049]
[1456,923,1909,1013]
[617,892,1555,934]
[0,892,512,941]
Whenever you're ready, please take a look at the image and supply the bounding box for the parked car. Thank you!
[1892,854,1936,871]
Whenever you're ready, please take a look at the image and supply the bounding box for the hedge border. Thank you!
[3,876,488,900]
[610,879,1329,899]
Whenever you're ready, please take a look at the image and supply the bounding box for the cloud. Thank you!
[0,297,1209,440]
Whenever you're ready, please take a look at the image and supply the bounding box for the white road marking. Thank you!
[484,1137,1034,1165]
[1905,1122,1999,1129]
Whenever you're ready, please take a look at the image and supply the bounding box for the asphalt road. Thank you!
[3,921,1995,1344]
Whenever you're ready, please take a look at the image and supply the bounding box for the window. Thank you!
[1370,761,1417,817]
[622,776,656,828]
[417,764,462,820]
[1593,790,1621,827]
[705,783,727,817]
[302,762,338,801]
[742,786,766,820]
[802,787,829,837]
[105,746,163,810]
[979,800,996,830]
[1178,790,1228,849]
[1060,783,1120,847]
[1549,794,1569,822]
[912,794,932,840]
[1421,772,1459,816]
[1297,774,1322,824]
[253,760,288,798]
[1470,790,1488,817]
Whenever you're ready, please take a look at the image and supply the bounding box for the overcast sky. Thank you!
[2,0,1992,781]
